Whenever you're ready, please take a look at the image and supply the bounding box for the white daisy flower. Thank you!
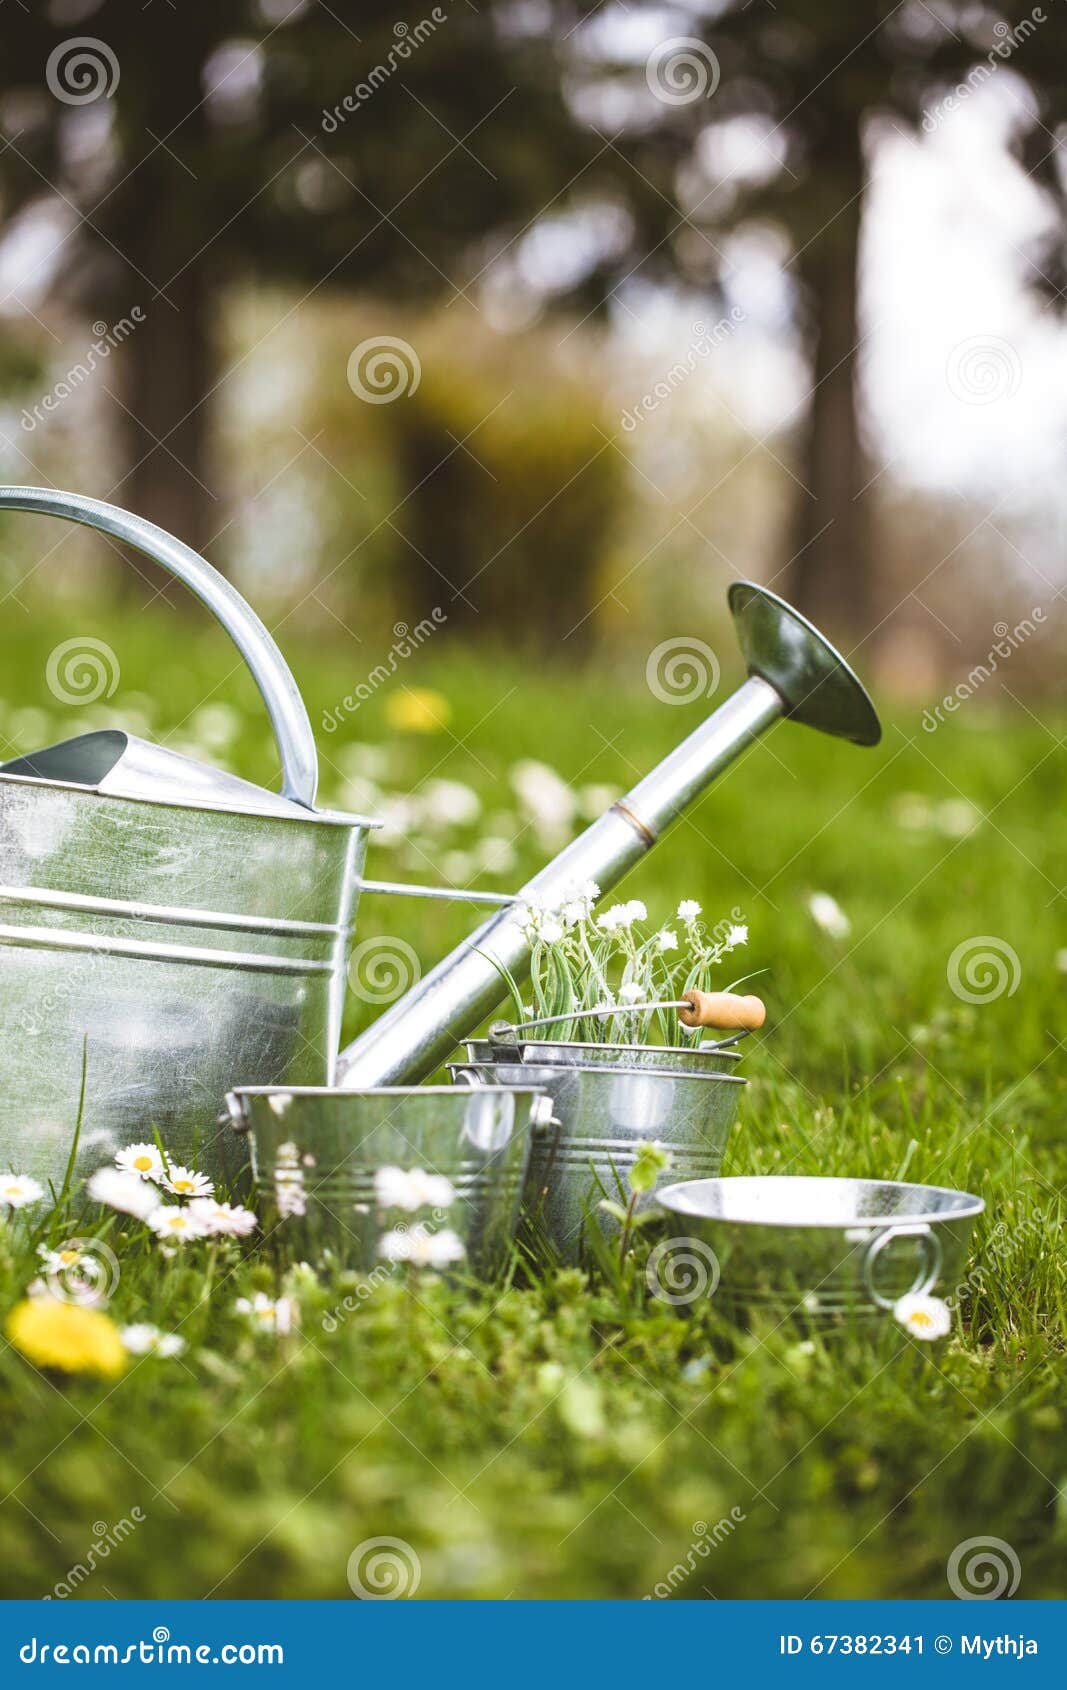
[374,1167,456,1212]
[37,1243,85,1275]
[657,929,679,952]
[677,899,702,924]
[235,1293,297,1335]
[161,1166,214,1200]
[893,1293,952,1341]
[187,1198,258,1237]
[538,917,564,945]
[115,1143,166,1181]
[726,923,749,949]
[596,906,625,932]
[87,1167,160,1220]
[0,1173,44,1209]
[274,1162,307,1219]
[624,899,647,924]
[146,1205,208,1243]
[121,1323,186,1358]
[378,1226,466,1268]
[807,891,851,939]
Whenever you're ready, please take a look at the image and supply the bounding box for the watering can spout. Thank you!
[335,581,882,1089]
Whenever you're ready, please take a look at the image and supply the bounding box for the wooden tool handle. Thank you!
[678,990,766,1030]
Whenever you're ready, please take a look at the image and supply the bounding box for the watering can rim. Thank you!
[0,762,380,831]
[452,1060,748,1086]
[0,729,381,830]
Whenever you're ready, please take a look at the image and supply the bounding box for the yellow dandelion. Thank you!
[6,1298,127,1379]
[385,688,451,734]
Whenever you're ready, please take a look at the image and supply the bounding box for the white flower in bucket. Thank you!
[893,1293,952,1340]
[374,1167,456,1212]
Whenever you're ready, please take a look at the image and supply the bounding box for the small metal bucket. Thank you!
[655,1176,985,1322]
[452,1060,746,1265]
[227,1085,552,1276]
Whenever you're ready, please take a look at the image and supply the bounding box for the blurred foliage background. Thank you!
[0,0,1065,695]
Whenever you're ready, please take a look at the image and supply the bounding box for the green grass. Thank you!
[0,602,1064,1599]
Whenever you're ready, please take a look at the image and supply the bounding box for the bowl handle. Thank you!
[862,1222,943,1310]
[0,486,318,808]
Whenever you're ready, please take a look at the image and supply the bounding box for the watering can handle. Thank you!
[0,486,319,808]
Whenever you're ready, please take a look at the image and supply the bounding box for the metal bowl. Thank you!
[226,1084,552,1276]
[656,1175,985,1321]
[452,1060,746,1266]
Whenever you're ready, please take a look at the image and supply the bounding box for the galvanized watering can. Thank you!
[0,486,881,1188]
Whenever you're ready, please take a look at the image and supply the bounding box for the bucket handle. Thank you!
[862,1222,943,1310]
[0,486,318,808]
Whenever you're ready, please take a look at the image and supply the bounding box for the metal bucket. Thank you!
[452,1060,746,1266]
[227,1085,552,1275]
[655,1176,985,1321]
[464,1037,743,1072]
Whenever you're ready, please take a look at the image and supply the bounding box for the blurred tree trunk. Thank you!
[786,114,874,641]
[114,11,220,595]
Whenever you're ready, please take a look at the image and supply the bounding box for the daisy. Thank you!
[115,1144,165,1181]
[37,1243,86,1275]
[677,899,702,924]
[657,929,679,952]
[188,1198,258,1238]
[146,1205,208,1243]
[807,891,851,940]
[726,923,749,949]
[624,899,647,924]
[374,1167,456,1212]
[87,1167,159,1220]
[235,1293,297,1335]
[378,1225,466,1268]
[160,1166,213,1200]
[121,1323,186,1359]
[894,1293,952,1340]
[0,1173,44,1210]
